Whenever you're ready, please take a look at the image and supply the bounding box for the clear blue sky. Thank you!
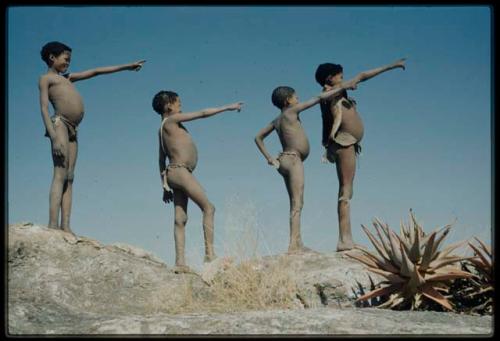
[7,6,492,269]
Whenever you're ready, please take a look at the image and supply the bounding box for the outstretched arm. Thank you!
[255,122,279,168]
[352,58,406,85]
[68,60,146,82]
[292,78,358,113]
[168,102,244,123]
[158,131,173,204]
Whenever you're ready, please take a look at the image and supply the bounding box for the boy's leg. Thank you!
[173,189,189,269]
[48,121,70,229]
[60,140,77,234]
[334,144,356,251]
[168,168,216,262]
[279,156,306,253]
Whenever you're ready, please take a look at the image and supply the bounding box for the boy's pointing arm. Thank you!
[68,60,146,82]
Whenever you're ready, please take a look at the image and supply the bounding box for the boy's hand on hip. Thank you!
[268,158,280,169]
[163,189,173,204]
[52,139,65,160]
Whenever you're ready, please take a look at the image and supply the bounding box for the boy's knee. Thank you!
[204,203,215,215]
[291,198,304,211]
[339,185,353,201]
[66,170,75,182]
[175,214,188,227]
[54,169,68,182]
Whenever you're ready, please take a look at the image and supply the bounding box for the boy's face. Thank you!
[327,72,343,86]
[50,51,71,73]
[287,93,299,106]
[167,97,181,113]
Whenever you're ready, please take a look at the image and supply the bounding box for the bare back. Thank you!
[273,110,310,161]
[46,73,85,126]
[160,119,198,171]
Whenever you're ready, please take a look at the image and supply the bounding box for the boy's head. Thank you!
[40,41,72,68]
[271,86,298,109]
[315,63,344,87]
[152,90,181,115]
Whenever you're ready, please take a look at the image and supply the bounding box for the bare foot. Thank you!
[61,227,75,236]
[287,245,318,255]
[204,254,217,263]
[173,264,194,274]
[336,241,366,252]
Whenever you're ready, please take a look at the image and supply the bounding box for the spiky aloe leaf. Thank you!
[473,237,491,256]
[469,243,491,271]
[430,226,453,260]
[361,224,390,261]
[388,229,403,267]
[425,270,475,282]
[429,256,472,271]
[435,239,469,261]
[355,283,402,303]
[354,248,400,274]
[377,293,405,309]
[420,284,454,311]
[373,222,393,259]
[366,267,406,284]
[420,231,438,272]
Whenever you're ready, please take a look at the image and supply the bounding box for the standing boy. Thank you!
[39,41,144,234]
[153,90,243,272]
[315,58,406,251]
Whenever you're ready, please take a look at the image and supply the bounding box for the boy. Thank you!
[315,58,406,251]
[153,90,243,273]
[254,82,356,254]
[39,41,145,235]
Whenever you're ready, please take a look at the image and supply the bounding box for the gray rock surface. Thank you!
[8,223,493,335]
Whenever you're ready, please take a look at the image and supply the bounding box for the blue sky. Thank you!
[7,6,492,269]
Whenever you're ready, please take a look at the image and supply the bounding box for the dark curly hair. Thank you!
[315,63,343,86]
[40,41,72,66]
[271,86,295,109]
[152,90,179,115]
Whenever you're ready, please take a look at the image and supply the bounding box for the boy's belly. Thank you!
[339,108,364,142]
[283,141,310,161]
[168,145,198,171]
[53,102,85,126]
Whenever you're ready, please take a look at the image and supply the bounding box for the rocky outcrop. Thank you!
[8,223,493,335]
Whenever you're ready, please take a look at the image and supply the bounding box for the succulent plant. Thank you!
[449,237,493,315]
[346,210,474,311]
[351,274,388,308]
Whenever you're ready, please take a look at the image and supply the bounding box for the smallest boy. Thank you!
[153,90,243,273]
[254,82,356,254]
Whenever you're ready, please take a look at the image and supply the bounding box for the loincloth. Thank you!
[45,115,78,142]
[277,151,300,160]
[324,132,362,164]
[167,163,193,173]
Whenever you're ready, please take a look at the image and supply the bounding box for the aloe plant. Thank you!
[346,210,474,311]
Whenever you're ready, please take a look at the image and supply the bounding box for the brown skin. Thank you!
[39,50,145,234]
[321,58,406,251]
[158,97,244,271]
[254,83,355,254]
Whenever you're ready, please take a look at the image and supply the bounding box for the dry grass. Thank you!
[167,199,300,314]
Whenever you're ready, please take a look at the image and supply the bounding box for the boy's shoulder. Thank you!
[39,72,68,83]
